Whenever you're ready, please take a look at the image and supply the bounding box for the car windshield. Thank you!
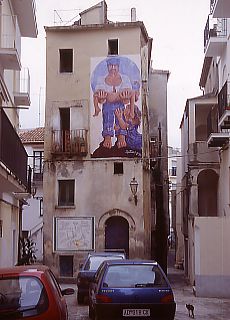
[85,256,123,270]
[103,264,168,288]
[0,276,48,318]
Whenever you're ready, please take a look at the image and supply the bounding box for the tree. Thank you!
[18,237,37,265]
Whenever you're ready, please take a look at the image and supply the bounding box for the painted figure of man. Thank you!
[93,57,135,149]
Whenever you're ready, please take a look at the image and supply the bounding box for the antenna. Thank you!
[38,86,42,127]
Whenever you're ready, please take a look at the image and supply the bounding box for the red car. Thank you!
[0,265,74,319]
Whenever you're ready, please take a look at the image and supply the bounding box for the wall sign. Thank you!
[54,217,95,251]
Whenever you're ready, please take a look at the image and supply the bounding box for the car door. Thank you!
[89,262,106,306]
[46,269,68,320]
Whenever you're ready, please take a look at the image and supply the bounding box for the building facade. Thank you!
[43,1,170,279]
[19,127,44,262]
[0,0,37,267]
[178,0,230,298]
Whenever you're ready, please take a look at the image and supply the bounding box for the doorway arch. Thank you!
[197,169,218,216]
[105,216,129,257]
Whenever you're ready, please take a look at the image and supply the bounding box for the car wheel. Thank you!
[77,292,84,304]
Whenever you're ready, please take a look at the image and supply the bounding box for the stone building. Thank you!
[43,1,169,279]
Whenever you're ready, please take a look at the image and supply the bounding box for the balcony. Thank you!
[217,81,230,129]
[11,0,38,38]
[0,109,28,191]
[14,68,30,106]
[52,129,88,157]
[204,15,227,57]
[0,15,21,70]
[207,105,230,147]
[210,0,230,18]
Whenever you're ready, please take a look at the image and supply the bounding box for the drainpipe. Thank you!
[154,123,168,274]
[17,200,23,265]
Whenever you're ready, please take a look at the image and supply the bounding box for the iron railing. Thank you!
[204,15,227,52]
[0,14,21,53]
[52,129,88,156]
[0,109,28,187]
[14,68,30,96]
[210,0,216,14]
[218,81,230,120]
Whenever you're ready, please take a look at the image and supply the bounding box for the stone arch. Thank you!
[97,209,136,258]
[98,208,136,231]
[197,169,218,217]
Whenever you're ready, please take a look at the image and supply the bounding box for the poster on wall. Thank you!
[54,217,94,251]
[90,55,142,158]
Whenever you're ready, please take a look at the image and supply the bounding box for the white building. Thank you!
[179,0,230,298]
[19,127,44,262]
[0,0,37,267]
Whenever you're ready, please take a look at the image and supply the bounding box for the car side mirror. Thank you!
[61,288,75,296]
[79,263,83,269]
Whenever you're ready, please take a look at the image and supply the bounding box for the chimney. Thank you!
[131,7,136,22]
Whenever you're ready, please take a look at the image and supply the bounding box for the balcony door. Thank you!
[60,108,70,152]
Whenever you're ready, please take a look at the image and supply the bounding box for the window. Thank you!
[59,256,73,277]
[171,160,177,176]
[40,198,43,216]
[0,277,48,316]
[58,180,75,206]
[171,167,177,176]
[33,151,43,181]
[114,162,123,174]
[59,49,73,73]
[108,39,118,55]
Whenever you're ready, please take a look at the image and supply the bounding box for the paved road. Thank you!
[62,264,230,319]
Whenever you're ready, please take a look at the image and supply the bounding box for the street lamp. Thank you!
[130,177,138,205]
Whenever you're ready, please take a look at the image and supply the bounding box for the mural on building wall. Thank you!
[90,55,142,158]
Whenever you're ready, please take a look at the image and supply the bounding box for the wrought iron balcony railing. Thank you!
[52,129,88,156]
[218,81,230,120]
[204,15,227,52]
[0,109,28,187]
[210,0,216,14]
[0,14,21,70]
[14,68,31,106]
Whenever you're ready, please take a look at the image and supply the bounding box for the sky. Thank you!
[19,0,210,148]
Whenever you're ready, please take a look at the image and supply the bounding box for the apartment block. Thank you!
[178,0,230,298]
[0,0,37,267]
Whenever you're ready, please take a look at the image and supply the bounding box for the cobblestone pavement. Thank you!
[62,266,230,319]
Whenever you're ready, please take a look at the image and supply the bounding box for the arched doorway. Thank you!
[105,216,129,257]
[197,169,218,216]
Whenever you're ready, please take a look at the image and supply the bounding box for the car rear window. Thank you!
[0,276,48,318]
[85,255,123,270]
[103,264,168,288]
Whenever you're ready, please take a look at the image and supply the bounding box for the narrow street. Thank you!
[62,251,230,320]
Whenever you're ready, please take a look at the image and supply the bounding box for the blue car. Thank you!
[88,260,176,320]
[77,251,125,304]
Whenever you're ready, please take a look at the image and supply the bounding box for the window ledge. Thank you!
[55,205,76,209]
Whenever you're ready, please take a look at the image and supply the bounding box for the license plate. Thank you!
[123,309,150,317]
